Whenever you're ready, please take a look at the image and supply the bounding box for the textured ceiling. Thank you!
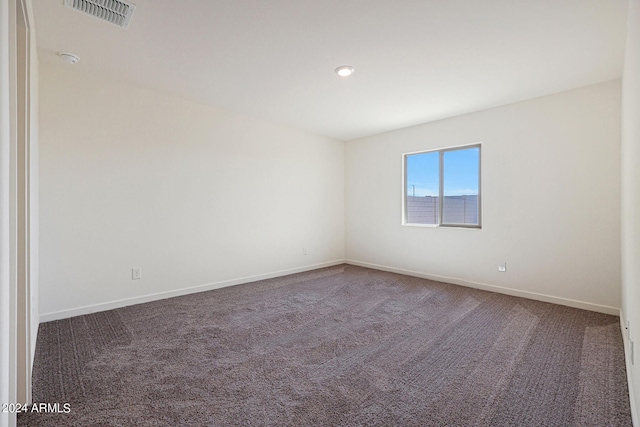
[33,0,627,141]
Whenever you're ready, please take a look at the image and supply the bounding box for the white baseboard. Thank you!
[40,260,346,322]
[41,258,620,319]
[345,259,620,316]
[620,311,639,427]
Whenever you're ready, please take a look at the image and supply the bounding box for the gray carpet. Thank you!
[19,265,632,426]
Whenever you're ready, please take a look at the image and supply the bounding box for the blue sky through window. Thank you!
[444,147,479,196]
[406,151,439,197]
[406,147,479,197]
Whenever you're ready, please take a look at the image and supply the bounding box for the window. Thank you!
[404,144,481,227]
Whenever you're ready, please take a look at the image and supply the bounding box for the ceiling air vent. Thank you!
[64,0,136,29]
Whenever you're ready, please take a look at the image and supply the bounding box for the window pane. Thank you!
[406,151,439,224]
[442,147,479,225]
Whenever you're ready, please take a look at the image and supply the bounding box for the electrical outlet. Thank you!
[302,247,307,255]
[132,267,142,280]
[498,262,507,272]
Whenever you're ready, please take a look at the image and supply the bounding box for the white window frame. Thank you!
[403,143,481,228]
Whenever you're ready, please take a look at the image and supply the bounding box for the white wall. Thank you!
[622,0,640,422]
[346,81,621,314]
[39,60,345,319]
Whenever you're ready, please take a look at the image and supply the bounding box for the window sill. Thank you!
[402,223,481,229]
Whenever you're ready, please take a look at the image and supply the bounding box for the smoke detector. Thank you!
[64,0,136,29]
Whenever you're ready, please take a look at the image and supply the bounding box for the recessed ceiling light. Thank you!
[335,65,355,78]
[59,52,80,65]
